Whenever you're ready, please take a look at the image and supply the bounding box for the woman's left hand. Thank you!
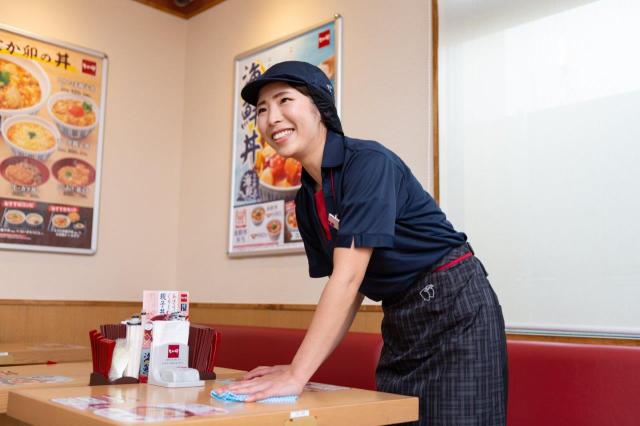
[217,365,306,402]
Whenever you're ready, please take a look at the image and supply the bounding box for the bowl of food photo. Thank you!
[256,151,303,202]
[1,115,60,161]
[251,206,265,226]
[266,219,283,241]
[51,157,96,188]
[0,156,50,187]
[3,209,25,226]
[259,180,302,202]
[286,210,298,231]
[50,213,70,229]
[47,91,99,139]
[0,54,51,122]
[25,213,44,227]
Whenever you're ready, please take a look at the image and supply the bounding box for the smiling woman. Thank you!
[218,61,508,426]
[254,81,326,164]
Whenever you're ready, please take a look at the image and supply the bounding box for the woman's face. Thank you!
[256,82,325,160]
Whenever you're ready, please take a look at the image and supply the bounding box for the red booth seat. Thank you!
[205,324,640,426]
[507,340,640,426]
[207,324,383,390]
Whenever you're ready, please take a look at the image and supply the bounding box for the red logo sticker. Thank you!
[318,29,331,48]
[82,59,97,76]
[168,345,180,359]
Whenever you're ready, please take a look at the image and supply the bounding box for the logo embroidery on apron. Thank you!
[420,284,435,301]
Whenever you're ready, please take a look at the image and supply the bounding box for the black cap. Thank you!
[241,60,343,134]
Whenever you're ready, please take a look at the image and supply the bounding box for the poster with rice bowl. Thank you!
[228,16,342,256]
[0,24,106,254]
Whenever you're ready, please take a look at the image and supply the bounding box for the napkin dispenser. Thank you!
[147,320,203,388]
[147,343,203,388]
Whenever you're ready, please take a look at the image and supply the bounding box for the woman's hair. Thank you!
[291,84,342,134]
[291,84,330,128]
[292,84,311,98]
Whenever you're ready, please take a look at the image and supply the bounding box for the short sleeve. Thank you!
[295,191,332,277]
[335,151,400,249]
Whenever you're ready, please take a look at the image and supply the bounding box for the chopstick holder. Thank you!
[188,325,220,380]
[88,326,139,386]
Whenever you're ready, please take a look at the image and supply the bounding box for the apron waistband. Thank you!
[382,243,477,305]
[430,243,474,273]
[433,251,473,272]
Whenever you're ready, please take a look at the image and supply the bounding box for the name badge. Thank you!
[328,213,340,230]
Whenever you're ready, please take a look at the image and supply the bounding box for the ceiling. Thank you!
[134,0,226,19]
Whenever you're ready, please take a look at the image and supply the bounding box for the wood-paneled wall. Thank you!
[0,300,637,346]
[0,300,382,345]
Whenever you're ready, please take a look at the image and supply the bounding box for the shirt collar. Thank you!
[301,130,345,190]
[321,130,346,168]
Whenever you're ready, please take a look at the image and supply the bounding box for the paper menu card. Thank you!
[139,291,189,381]
[142,291,189,320]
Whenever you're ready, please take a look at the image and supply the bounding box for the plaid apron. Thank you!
[376,244,508,426]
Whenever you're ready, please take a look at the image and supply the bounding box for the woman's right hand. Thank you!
[243,364,289,380]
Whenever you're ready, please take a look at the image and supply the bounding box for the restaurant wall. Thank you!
[0,0,187,299]
[177,0,433,303]
[0,0,432,305]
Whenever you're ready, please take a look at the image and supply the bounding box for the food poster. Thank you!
[229,17,341,255]
[0,25,106,254]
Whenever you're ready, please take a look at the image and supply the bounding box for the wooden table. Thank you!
[2,364,246,421]
[0,361,92,413]
[7,373,418,425]
[0,343,90,366]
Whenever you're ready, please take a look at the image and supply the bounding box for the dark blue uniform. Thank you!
[241,60,507,426]
[296,130,466,300]
[296,130,508,426]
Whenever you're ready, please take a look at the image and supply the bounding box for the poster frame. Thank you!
[0,24,108,255]
[227,15,342,257]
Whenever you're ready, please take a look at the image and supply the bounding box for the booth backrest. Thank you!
[506,340,640,426]
[208,324,383,390]
[205,324,640,426]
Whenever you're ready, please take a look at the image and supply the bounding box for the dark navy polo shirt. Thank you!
[295,130,467,301]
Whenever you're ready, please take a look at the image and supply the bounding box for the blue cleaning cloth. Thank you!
[210,390,298,403]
